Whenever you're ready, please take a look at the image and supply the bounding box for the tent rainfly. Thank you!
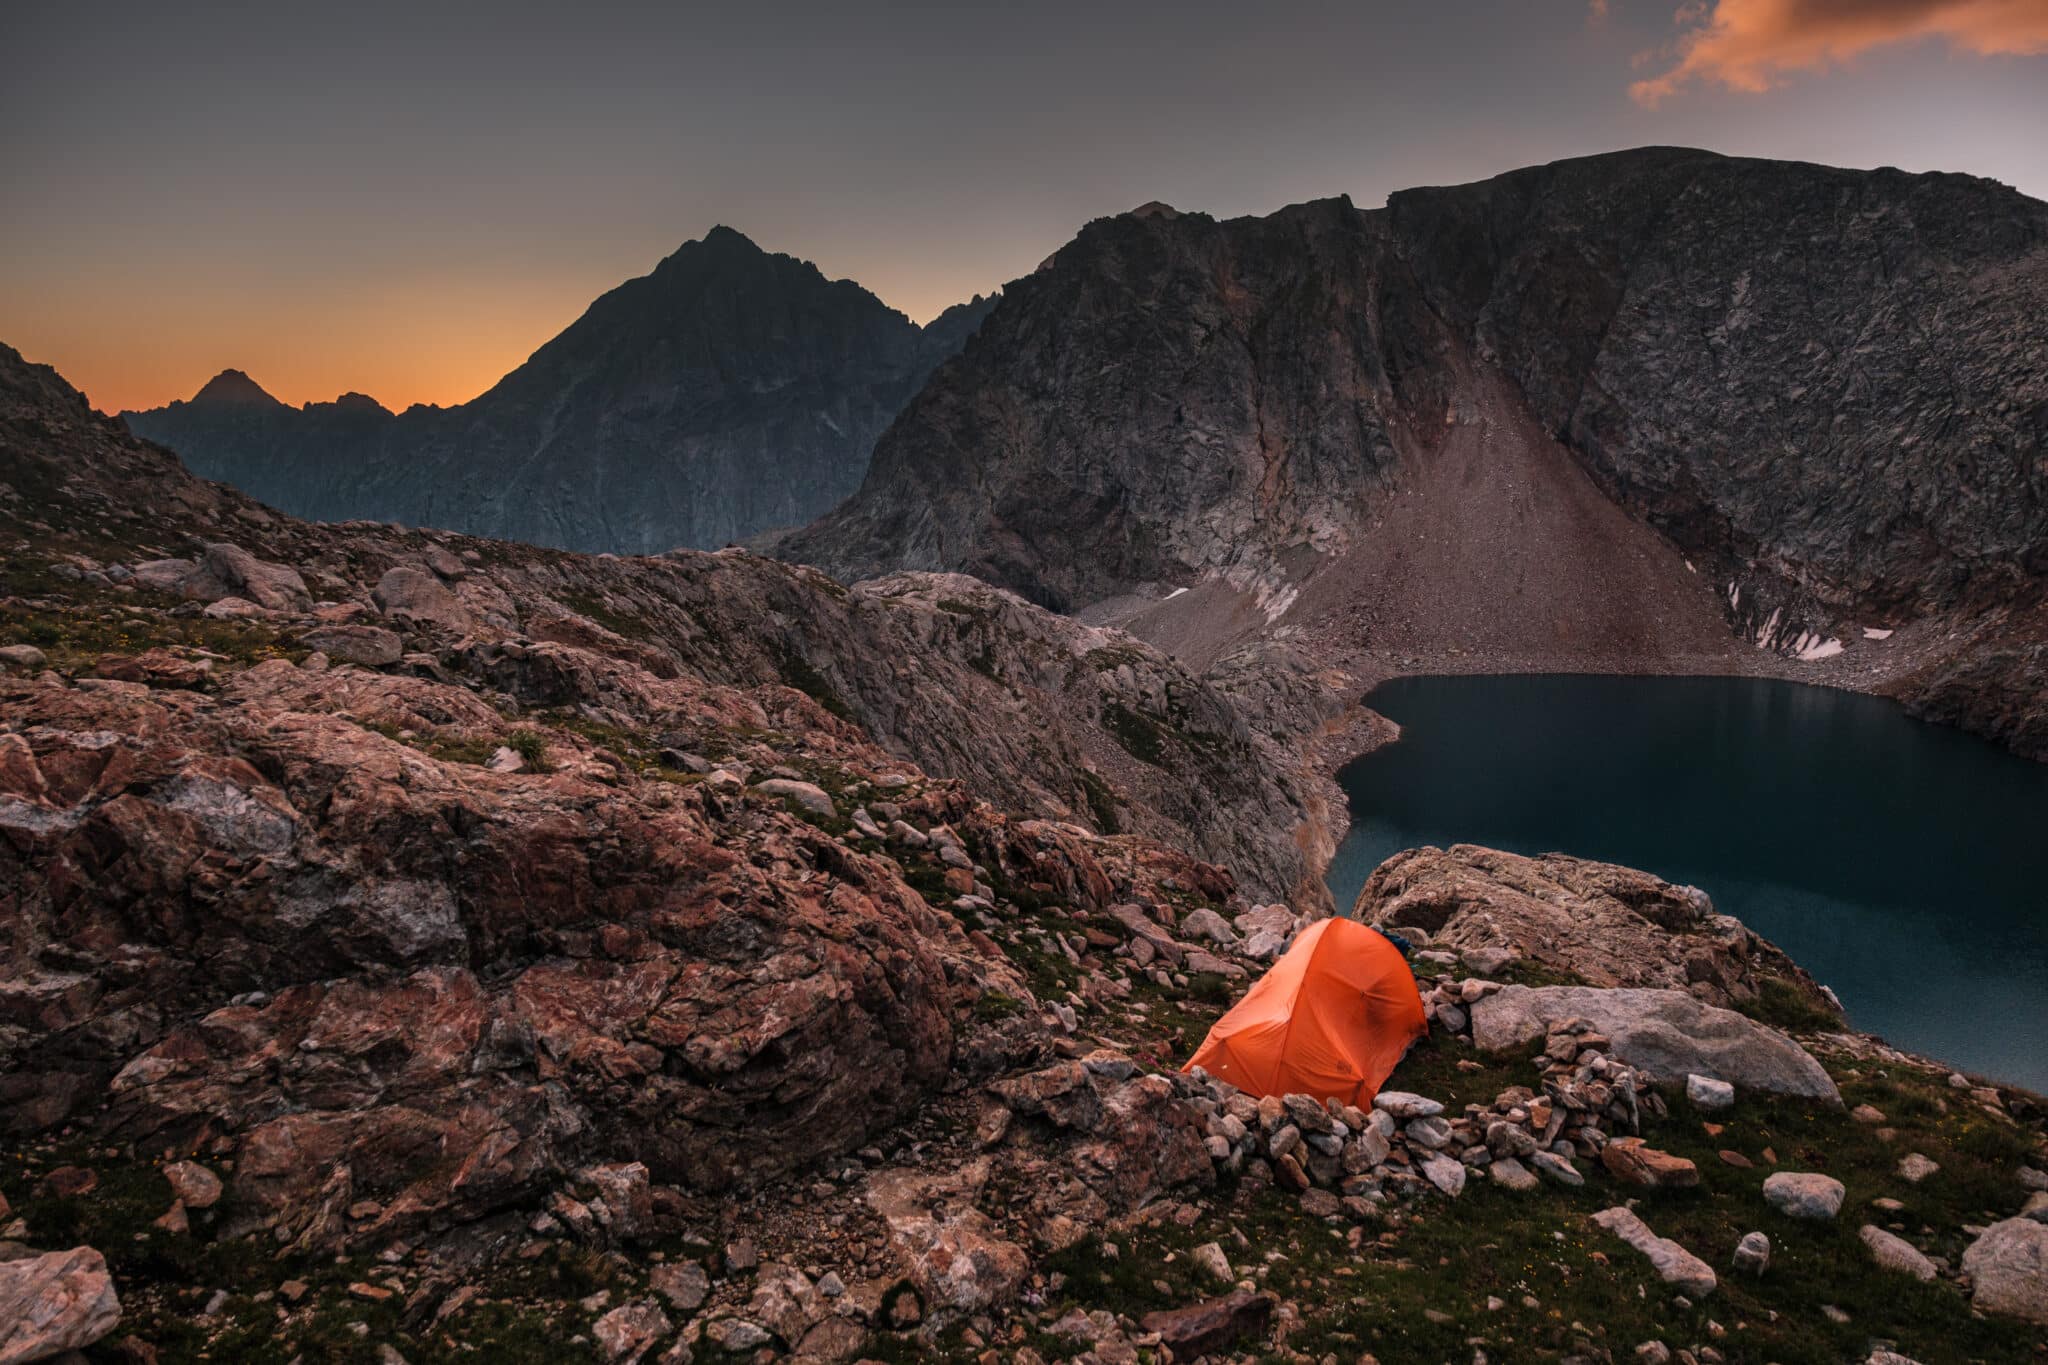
[1183,917,1426,1105]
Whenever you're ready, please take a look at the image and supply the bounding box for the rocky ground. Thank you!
[4,340,2048,1364]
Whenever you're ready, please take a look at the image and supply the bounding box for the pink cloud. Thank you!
[1631,0,2048,105]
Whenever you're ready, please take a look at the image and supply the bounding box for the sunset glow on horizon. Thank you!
[8,0,2045,416]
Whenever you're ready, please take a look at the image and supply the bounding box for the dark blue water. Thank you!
[1326,674,2048,1092]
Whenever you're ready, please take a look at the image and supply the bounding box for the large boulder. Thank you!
[1470,986,1841,1104]
[1356,845,1834,1013]
[374,564,474,632]
[864,1160,1030,1313]
[0,1246,122,1363]
[191,542,310,611]
[1963,1217,2048,1324]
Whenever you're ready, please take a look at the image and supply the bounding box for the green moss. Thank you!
[773,645,855,722]
[1078,769,1123,834]
[1738,974,1845,1034]
[506,728,553,771]
[1101,701,1169,766]
[555,587,655,643]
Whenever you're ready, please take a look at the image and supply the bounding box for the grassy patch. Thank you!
[1738,974,1846,1034]
[773,645,855,722]
[1101,701,1169,767]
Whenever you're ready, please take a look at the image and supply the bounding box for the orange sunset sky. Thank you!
[6,0,2045,416]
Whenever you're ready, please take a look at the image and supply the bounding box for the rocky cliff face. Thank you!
[782,148,2048,755]
[122,232,996,554]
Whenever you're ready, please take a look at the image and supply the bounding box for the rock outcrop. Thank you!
[123,233,996,555]
[1356,843,1838,1013]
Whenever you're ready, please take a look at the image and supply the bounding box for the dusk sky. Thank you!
[6,0,2046,415]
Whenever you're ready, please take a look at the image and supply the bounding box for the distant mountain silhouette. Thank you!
[124,230,996,553]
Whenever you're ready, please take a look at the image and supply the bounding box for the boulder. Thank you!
[1191,1242,1234,1285]
[1762,1172,1846,1220]
[1601,1138,1700,1190]
[1373,1091,1443,1119]
[1860,1225,1937,1281]
[1686,1074,1735,1111]
[649,1261,709,1313]
[1732,1231,1770,1275]
[1470,987,1840,1104]
[1139,1290,1275,1358]
[0,1246,123,1363]
[195,542,309,611]
[1590,1206,1717,1296]
[865,1161,1030,1312]
[163,1161,223,1210]
[299,624,404,667]
[1419,1153,1467,1197]
[591,1300,671,1363]
[0,645,47,673]
[1962,1217,2048,1324]
[751,778,835,819]
[374,565,473,631]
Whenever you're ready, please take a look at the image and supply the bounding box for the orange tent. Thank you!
[1183,918,1426,1105]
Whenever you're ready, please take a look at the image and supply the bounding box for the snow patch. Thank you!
[1797,637,1844,661]
[1163,586,1189,601]
[1863,627,1894,641]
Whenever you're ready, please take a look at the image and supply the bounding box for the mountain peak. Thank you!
[190,368,281,408]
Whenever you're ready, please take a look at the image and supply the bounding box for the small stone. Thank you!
[1763,1172,1845,1220]
[649,1261,709,1312]
[1406,1116,1453,1150]
[0,644,48,672]
[1896,1153,1940,1184]
[1529,1150,1584,1187]
[162,1161,224,1210]
[1601,1138,1700,1189]
[1851,1104,1886,1124]
[1859,1225,1937,1281]
[1191,1242,1234,1285]
[1731,1231,1770,1276]
[752,778,835,818]
[1420,1153,1467,1197]
[703,1319,773,1352]
[724,1238,758,1272]
[1635,1343,1672,1365]
[1489,1158,1538,1192]
[1686,1074,1735,1111]
[1590,1207,1716,1296]
[592,1300,671,1363]
[1374,1091,1444,1119]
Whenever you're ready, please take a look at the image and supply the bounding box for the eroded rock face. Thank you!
[1470,987,1841,1105]
[0,659,1045,1247]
